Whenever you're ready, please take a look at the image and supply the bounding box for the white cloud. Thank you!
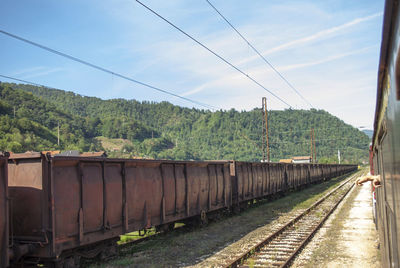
[262,12,383,55]
[11,66,65,80]
[269,45,377,72]
[11,66,46,76]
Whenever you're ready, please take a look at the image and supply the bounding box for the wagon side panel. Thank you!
[0,156,8,268]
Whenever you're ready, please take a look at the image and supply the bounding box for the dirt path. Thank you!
[292,182,381,267]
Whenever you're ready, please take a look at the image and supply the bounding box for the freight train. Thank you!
[0,152,356,267]
[370,0,400,266]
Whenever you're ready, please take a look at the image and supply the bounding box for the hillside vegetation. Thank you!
[0,82,369,163]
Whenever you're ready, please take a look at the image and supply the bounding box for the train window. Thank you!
[374,149,380,174]
[396,49,400,100]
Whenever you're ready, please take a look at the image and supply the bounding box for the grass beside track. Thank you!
[83,171,360,268]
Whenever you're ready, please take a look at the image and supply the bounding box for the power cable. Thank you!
[0,74,44,87]
[0,29,220,111]
[205,0,314,109]
[269,126,360,135]
[135,0,293,108]
[271,137,366,145]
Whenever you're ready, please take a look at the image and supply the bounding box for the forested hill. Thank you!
[0,82,370,163]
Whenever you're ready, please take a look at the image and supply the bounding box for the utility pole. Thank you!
[262,97,269,162]
[313,128,316,163]
[310,128,313,163]
[262,99,265,162]
[266,99,269,162]
[57,121,60,147]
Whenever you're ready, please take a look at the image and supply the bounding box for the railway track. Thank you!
[224,171,360,268]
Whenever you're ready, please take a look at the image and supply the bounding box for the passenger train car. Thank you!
[371,0,400,266]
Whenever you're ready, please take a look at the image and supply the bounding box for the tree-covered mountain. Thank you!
[362,129,373,139]
[0,82,370,163]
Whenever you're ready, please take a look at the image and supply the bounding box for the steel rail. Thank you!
[224,171,361,268]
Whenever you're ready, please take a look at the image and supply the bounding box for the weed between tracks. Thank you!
[83,172,357,268]
[297,179,380,268]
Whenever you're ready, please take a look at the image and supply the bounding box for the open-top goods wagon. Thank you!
[8,153,232,265]
[6,152,357,266]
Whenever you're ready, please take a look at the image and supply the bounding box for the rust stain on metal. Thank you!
[0,154,9,268]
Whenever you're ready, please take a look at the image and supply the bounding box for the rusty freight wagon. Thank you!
[8,153,232,266]
[232,162,294,206]
[7,152,357,266]
[229,161,356,208]
[0,153,9,268]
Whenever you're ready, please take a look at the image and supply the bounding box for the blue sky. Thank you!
[0,0,384,129]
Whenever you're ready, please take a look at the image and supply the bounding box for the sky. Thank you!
[0,0,385,129]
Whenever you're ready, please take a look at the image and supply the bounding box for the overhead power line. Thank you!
[0,74,44,87]
[0,29,220,111]
[270,126,360,135]
[205,0,314,109]
[135,0,293,108]
[271,137,361,145]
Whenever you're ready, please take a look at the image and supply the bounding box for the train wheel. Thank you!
[63,256,81,268]
[156,223,175,233]
[200,210,208,225]
[50,255,81,268]
[98,243,117,260]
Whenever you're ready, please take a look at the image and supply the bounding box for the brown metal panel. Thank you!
[245,164,251,199]
[186,165,208,214]
[236,164,244,202]
[262,164,268,195]
[279,164,285,192]
[268,164,274,194]
[253,165,258,197]
[81,163,103,233]
[292,165,297,187]
[208,165,217,207]
[290,165,295,188]
[275,164,280,193]
[125,163,162,229]
[222,165,228,206]
[241,164,249,200]
[0,155,9,268]
[292,165,296,188]
[276,164,282,191]
[8,158,43,238]
[53,163,80,239]
[256,165,263,197]
[251,164,258,198]
[216,165,224,206]
[299,165,304,185]
[250,164,255,198]
[270,164,277,194]
[174,165,186,215]
[267,164,271,195]
[260,164,265,196]
[104,163,123,228]
[160,164,176,216]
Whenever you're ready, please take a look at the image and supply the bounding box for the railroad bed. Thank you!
[226,171,359,267]
[82,171,359,267]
